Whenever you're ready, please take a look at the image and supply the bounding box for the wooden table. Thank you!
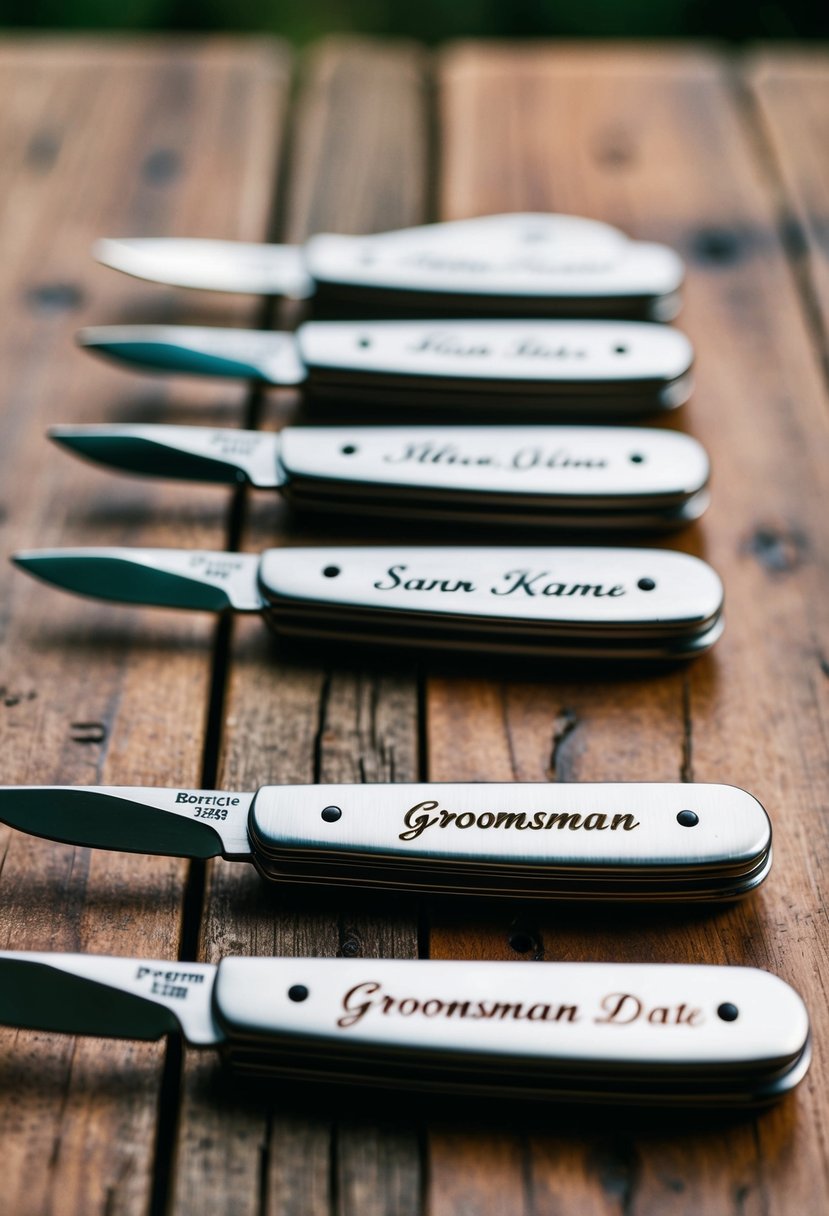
[0,35,827,1215]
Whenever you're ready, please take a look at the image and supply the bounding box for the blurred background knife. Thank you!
[93,212,684,320]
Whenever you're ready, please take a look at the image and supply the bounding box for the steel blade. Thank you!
[49,424,285,489]
[0,952,219,1044]
[77,325,306,385]
[13,548,264,612]
[0,785,253,859]
[93,237,315,297]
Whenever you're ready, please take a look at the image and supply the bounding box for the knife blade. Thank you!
[0,782,771,901]
[93,212,685,321]
[77,320,694,416]
[12,545,725,661]
[48,424,711,532]
[0,952,809,1105]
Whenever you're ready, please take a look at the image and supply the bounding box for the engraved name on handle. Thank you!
[297,322,693,384]
[278,427,709,501]
[258,548,723,628]
[214,959,808,1068]
[302,216,682,297]
[249,783,769,869]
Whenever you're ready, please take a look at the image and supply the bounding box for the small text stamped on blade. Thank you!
[187,555,250,579]
[136,966,206,1001]
[338,982,702,1030]
[204,431,270,457]
[175,791,242,821]
[399,800,640,840]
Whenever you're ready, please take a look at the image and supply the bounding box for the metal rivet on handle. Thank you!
[288,985,309,1003]
[614,345,629,354]
[629,453,645,464]
[322,566,341,578]
[638,577,656,591]
[357,337,372,348]
[677,810,699,827]
[717,1002,739,1022]
[321,806,342,823]
[340,445,358,456]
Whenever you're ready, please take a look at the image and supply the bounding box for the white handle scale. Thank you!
[257,546,724,660]
[248,782,770,900]
[279,426,709,511]
[297,320,693,412]
[214,958,809,1104]
[305,214,684,319]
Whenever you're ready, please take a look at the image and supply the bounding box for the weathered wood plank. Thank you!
[0,38,289,1216]
[744,51,829,353]
[427,43,829,1215]
[171,39,429,1216]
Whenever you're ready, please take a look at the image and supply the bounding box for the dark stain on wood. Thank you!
[26,282,85,313]
[142,148,181,186]
[742,524,810,573]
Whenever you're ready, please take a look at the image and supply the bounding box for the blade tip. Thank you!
[47,426,73,447]
[92,237,130,265]
[76,327,104,349]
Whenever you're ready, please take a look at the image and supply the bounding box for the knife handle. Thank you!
[304,216,684,321]
[295,321,693,413]
[256,546,724,662]
[278,426,709,523]
[213,957,809,1104]
[247,782,770,900]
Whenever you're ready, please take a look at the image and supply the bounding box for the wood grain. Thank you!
[0,38,289,1216]
[1,35,828,1216]
[745,51,829,350]
[170,39,429,1216]
[426,42,829,1216]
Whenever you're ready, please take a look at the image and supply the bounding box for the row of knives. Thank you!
[2,212,810,1108]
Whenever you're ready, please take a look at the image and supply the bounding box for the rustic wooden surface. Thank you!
[0,35,827,1216]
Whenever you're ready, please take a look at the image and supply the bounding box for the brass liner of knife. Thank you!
[48,424,711,532]
[92,212,685,320]
[76,320,694,416]
[0,953,809,1106]
[0,782,771,901]
[12,546,725,661]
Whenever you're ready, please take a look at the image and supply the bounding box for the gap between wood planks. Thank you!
[727,53,829,397]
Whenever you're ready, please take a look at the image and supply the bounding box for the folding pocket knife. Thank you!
[77,320,693,416]
[13,546,725,661]
[93,212,685,321]
[0,782,771,901]
[0,953,809,1106]
[49,424,711,532]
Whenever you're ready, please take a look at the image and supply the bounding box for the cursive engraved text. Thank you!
[399,799,640,841]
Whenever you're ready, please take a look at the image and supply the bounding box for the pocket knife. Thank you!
[77,319,693,416]
[0,782,771,902]
[13,546,724,661]
[49,424,711,532]
[0,952,809,1106]
[93,212,685,321]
